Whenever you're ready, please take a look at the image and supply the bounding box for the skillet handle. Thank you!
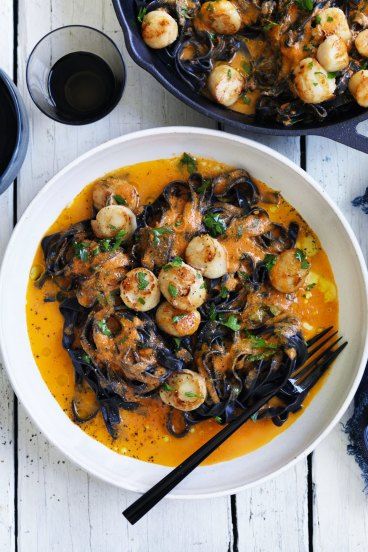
[313,120,368,154]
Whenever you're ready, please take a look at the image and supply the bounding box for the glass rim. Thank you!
[26,24,126,126]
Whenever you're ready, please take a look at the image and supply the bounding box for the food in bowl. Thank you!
[136,0,368,126]
[27,154,338,466]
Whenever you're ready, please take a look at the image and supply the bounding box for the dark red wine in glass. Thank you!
[48,51,116,123]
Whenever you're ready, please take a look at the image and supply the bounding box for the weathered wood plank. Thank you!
[0,1,16,550]
[221,129,309,552]
[306,133,368,552]
[16,1,231,551]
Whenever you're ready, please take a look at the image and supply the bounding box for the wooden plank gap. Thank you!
[230,495,239,552]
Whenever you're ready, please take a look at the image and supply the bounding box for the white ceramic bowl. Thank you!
[1,127,367,498]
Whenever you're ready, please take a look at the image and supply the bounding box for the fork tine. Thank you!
[296,341,348,393]
[307,326,333,347]
[294,336,343,381]
[308,330,338,357]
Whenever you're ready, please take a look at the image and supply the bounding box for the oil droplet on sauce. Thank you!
[26,156,338,467]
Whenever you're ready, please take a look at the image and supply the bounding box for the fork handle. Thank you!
[123,392,274,525]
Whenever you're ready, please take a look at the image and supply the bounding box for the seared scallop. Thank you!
[92,177,140,213]
[158,262,206,311]
[208,65,244,107]
[292,58,336,104]
[91,205,137,239]
[349,70,368,107]
[269,249,310,293]
[355,30,368,58]
[156,301,201,337]
[142,10,178,49]
[185,234,227,279]
[159,369,207,411]
[317,8,351,44]
[120,268,160,311]
[317,35,349,72]
[200,1,241,35]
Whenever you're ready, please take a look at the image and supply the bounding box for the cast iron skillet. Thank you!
[113,0,368,154]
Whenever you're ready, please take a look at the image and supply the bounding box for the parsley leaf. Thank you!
[73,242,89,262]
[179,152,197,175]
[137,6,147,22]
[111,229,127,251]
[209,303,217,321]
[203,212,226,237]
[197,178,212,194]
[172,314,186,323]
[185,391,202,398]
[97,319,112,336]
[220,286,229,299]
[295,248,310,269]
[263,253,277,271]
[162,382,173,391]
[173,337,181,349]
[220,314,241,332]
[168,283,178,298]
[151,226,173,246]
[138,297,146,305]
[163,256,183,270]
[296,0,314,11]
[113,194,127,206]
[137,271,149,290]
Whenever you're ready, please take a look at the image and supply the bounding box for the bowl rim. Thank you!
[0,68,29,193]
[1,126,367,498]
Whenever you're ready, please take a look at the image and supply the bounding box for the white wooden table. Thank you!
[1,1,368,550]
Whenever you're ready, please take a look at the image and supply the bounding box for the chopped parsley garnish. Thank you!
[220,286,229,299]
[203,212,226,237]
[164,256,183,270]
[73,242,89,262]
[315,14,321,24]
[185,391,202,398]
[175,219,183,227]
[168,283,178,298]
[305,282,316,291]
[172,314,186,323]
[209,303,217,321]
[263,20,277,31]
[295,248,310,269]
[263,253,277,271]
[296,0,314,11]
[151,226,173,246]
[206,2,214,11]
[163,382,173,392]
[137,271,149,290]
[214,416,222,424]
[242,94,251,105]
[111,229,127,251]
[179,152,197,175]
[242,61,252,75]
[137,6,147,22]
[220,314,241,332]
[97,319,112,336]
[327,15,333,21]
[173,337,181,349]
[138,297,146,305]
[327,71,337,79]
[227,68,232,80]
[308,61,314,69]
[82,353,91,364]
[197,178,212,194]
[236,225,244,239]
[113,194,127,205]
[246,332,278,349]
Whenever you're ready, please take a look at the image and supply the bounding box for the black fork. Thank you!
[123,328,347,525]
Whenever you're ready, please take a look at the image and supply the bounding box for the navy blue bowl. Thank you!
[113,1,368,154]
[0,69,29,195]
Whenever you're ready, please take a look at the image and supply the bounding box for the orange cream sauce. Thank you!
[26,156,338,466]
